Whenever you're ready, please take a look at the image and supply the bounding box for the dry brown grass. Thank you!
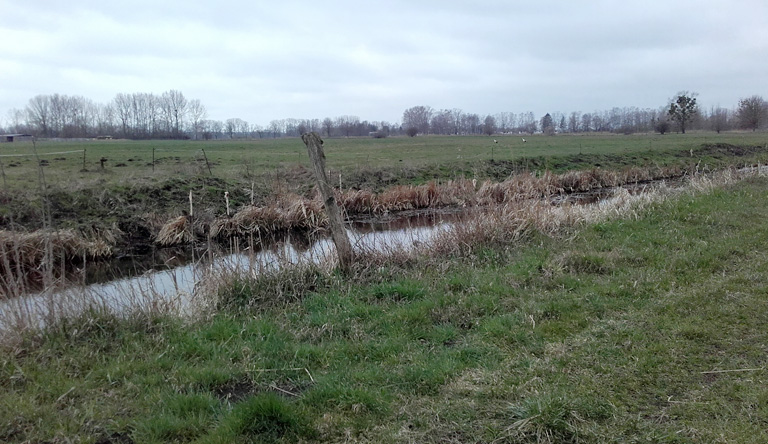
[162,166,689,245]
[428,185,668,258]
[0,229,115,267]
[209,194,328,241]
[0,228,118,297]
[155,215,195,246]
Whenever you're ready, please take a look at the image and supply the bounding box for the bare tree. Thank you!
[580,113,592,132]
[95,103,115,136]
[568,111,580,133]
[113,93,133,138]
[322,117,334,137]
[450,109,464,135]
[269,120,283,138]
[430,109,453,135]
[131,93,156,138]
[736,95,767,131]
[209,120,224,139]
[26,95,51,136]
[5,108,28,133]
[225,118,238,139]
[251,123,265,139]
[162,89,188,138]
[462,113,481,134]
[708,106,731,133]
[402,105,433,135]
[188,99,207,140]
[519,112,537,134]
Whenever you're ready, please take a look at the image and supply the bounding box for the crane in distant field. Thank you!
[521,138,527,143]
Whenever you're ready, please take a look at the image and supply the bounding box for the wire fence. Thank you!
[0,150,85,158]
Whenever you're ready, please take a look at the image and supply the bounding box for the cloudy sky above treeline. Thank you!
[2,0,766,125]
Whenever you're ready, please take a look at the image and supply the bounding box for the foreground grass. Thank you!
[2,177,768,442]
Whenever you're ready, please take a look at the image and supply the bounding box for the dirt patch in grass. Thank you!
[212,379,257,403]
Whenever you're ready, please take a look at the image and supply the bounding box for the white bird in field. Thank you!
[493,139,498,143]
[522,138,527,143]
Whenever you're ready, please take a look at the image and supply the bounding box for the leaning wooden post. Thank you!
[301,132,354,272]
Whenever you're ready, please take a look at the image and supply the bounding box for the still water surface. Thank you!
[0,211,465,329]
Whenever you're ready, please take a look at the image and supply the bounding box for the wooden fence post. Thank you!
[301,132,354,272]
[201,149,213,177]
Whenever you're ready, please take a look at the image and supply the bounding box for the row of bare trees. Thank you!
[3,92,766,139]
[9,90,208,139]
[205,117,396,140]
[402,95,768,136]
[2,92,397,140]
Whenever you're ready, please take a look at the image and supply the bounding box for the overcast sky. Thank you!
[2,0,767,126]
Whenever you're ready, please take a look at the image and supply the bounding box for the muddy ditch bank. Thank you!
[2,142,763,233]
[2,140,766,287]
[0,210,467,302]
[1,171,683,299]
[0,172,694,327]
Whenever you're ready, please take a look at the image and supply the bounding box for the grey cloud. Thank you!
[1,0,766,125]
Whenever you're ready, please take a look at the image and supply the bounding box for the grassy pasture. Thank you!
[1,132,766,192]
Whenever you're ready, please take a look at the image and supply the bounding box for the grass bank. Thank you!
[1,135,767,253]
[2,171,768,442]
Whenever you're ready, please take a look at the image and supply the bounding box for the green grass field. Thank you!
[1,132,766,192]
[2,172,768,442]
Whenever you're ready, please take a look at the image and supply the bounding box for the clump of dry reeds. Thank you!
[340,179,474,215]
[156,216,195,246]
[0,229,115,267]
[209,194,328,240]
[0,228,118,297]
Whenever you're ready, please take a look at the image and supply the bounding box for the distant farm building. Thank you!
[0,134,33,143]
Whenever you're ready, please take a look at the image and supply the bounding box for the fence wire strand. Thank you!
[0,150,85,158]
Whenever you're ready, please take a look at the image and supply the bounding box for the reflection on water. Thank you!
[0,179,669,331]
[84,210,473,287]
[0,211,463,330]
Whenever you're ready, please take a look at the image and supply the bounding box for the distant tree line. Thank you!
[2,91,766,139]
[0,91,398,140]
[4,90,207,140]
[401,94,768,137]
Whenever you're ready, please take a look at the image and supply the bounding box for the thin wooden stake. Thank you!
[301,132,353,272]
[0,158,6,189]
[202,148,213,177]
